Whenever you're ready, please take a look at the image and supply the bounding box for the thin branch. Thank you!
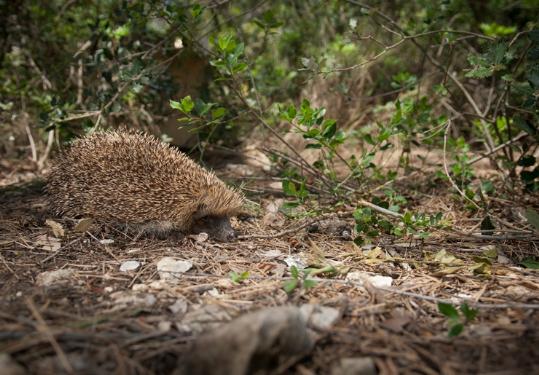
[25,124,37,162]
[442,121,481,210]
[467,132,528,165]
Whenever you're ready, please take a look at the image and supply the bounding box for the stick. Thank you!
[26,298,75,374]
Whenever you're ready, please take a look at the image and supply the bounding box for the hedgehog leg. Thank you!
[133,221,176,240]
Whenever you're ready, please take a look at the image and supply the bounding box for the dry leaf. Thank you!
[35,234,61,252]
[434,249,464,266]
[45,219,64,237]
[74,218,93,232]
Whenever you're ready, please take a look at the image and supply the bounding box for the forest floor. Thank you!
[0,156,538,375]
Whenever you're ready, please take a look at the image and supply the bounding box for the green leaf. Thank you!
[232,62,248,73]
[230,270,249,284]
[283,279,298,294]
[303,128,320,138]
[290,265,299,278]
[480,215,495,235]
[169,100,182,111]
[460,303,478,321]
[524,209,539,231]
[191,4,204,18]
[282,180,297,196]
[179,96,194,113]
[520,257,539,269]
[112,24,130,40]
[403,211,413,225]
[465,65,493,79]
[287,105,296,121]
[513,117,536,136]
[211,107,226,119]
[217,34,234,52]
[321,119,337,138]
[448,323,464,337]
[303,279,317,290]
[438,302,459,319]
[480,180,495,194]
[363,134,375,145]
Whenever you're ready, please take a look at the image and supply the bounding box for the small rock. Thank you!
[189,233,209,242]
[258,249,283,259]
[132,283,149,292]
[157,257,193,283]
[331,357,377,375]
[265,199,283,213]
[284,255,307,269]
[179,304,233,334]
[268,181,282,190]
[216,278,235,289]
[169,298,188,315]
[308,219,352,239]
[225,163,255,176]
[346,271,393,288]
[109,291,156,309]
[205,288,221,297]
[262,212,286,228]
[301,304,341,331]
[149,280,167,290]
[120,260,141,272]
[158,321,172,332]
[497,254,512,264]
[36,269,76,287]
[243,147,272,172]
[104,286,114,293]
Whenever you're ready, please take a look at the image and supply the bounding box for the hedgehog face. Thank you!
[192,215,236,242]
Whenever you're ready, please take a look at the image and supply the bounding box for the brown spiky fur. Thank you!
[47,130,244,235]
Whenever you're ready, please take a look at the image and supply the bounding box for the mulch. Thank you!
[1,169,538,374]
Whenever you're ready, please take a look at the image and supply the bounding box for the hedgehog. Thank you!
[46,130,244,242]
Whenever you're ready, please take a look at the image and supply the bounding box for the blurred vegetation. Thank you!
[1,0,538,241]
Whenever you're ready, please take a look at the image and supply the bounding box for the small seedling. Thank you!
[438,302,478,337]
[283,266,317,294]
[229,271,250,284]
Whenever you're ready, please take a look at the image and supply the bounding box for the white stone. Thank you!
[120,260,141,272]
[157,257,193,282]
[300,304,341,330]
[36,269,75,287]
[169,298,188,315]
[346,271,393,288]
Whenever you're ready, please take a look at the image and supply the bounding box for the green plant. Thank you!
[229,270,250,284]
[353,202,445,244]
[438,302,479,337]
[283,266,317,294]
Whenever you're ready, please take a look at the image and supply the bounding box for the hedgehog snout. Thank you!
[192,215,237,242]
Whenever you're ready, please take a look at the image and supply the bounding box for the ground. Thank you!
[0,158,538,375]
